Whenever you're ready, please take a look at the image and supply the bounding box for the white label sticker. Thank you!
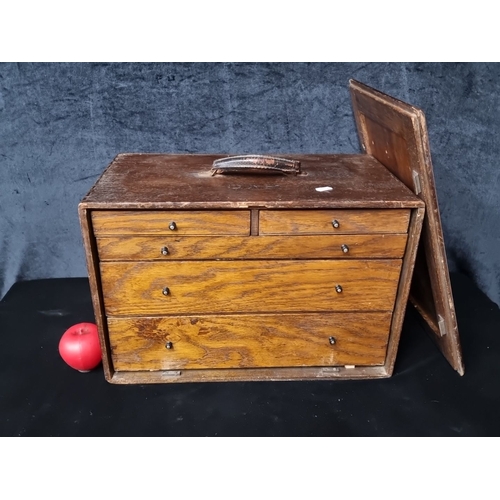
[315,186,333,192]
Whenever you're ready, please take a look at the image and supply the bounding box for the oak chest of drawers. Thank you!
[79,151,425,384]
[79,80,464,383]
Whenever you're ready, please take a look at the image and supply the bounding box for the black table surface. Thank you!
[1,273,499,436]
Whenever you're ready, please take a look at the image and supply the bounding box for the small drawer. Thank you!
[259,209,410,235]
[96,234,408,261]
[107,312,392,371]
[100,259,402,316]
[91,210,250,236]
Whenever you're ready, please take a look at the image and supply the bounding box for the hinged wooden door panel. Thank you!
[350,79,464,375]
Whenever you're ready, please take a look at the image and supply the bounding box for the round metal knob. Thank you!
[341,244,349,254]
[332,219,340,229]
[169,221,177,231]
[162,287,170,296]
[329,336,336,345]
[161,246,169,256]
[335,284,343,293]
[165,341,173,349]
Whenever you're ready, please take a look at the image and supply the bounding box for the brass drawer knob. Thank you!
[329,336,336,345]
[341,244,349,254]
[161,246,169,256]
[162,287,170,296]
[332,219,340,229]
[169,221,177,231]
[335,284,343,293]
[165,341,173,349]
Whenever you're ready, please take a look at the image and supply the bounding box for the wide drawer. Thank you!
[91,210,250,235]
[96,234,408,261]
[100,259,402,315]
[107,312,392,370]
[259,209,410,234]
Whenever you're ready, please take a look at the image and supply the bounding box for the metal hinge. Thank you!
[438,315,447,337]
[316,367,340,377]
[412,170,422,195]
[320,367,340,373]
[160,370,182,377]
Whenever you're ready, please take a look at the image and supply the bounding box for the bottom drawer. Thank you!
[107,313,392,371]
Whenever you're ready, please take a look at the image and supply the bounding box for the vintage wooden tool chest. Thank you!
[79,80,464,384]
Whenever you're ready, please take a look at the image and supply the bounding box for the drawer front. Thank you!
[259,209,410,235]
[92,210,250,236]
[96,234,408,261]
[100,260,402,315]
[107,312,392,370]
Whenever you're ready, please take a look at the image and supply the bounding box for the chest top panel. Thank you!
[81,154,423,210]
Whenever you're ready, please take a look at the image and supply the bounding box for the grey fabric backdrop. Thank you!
[1,63,499,305]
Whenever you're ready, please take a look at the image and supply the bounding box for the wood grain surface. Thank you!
[107,312,391,370]
[109,365,390,384]
[96,234,408,261]
[78,107,429,383]
[350,79,464,375]
[384,206,425,374]
[100,259,402,315]
[259,209,410,234]
[78,208,115,380]
[92,210,250,235]
[80,154,424,210]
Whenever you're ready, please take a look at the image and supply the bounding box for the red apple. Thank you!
[59,323,102,372]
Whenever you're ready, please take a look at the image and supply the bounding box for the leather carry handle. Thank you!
[211,155,301,176]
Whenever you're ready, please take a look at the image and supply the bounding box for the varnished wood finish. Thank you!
[100,259,402,316]
[96,234,408,261]
[259,209,410,235]
[350,79,464,375]
[92,210,250,236]
[108,312,391,370]
[110,365,390,384]
[80,154,423,210]
[250,209,259,236]
[79,126,428,383]
[384,206,425,375]
[78,208,114,380]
